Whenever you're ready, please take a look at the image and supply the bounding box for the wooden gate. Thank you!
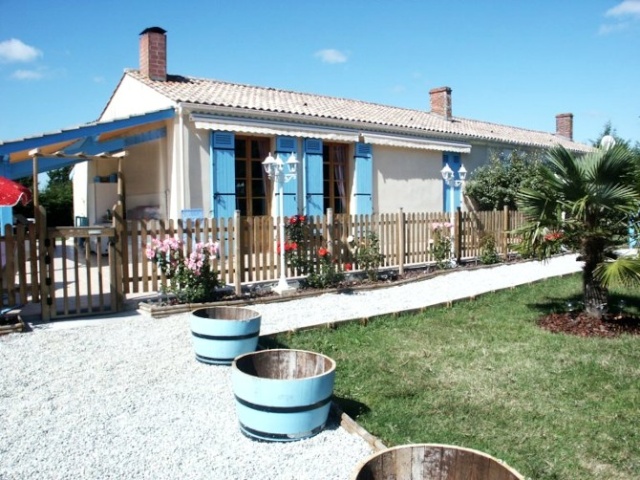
[39,225,120,320]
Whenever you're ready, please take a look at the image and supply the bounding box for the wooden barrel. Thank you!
[231,349,336,442]
[351,444,524,480]
[190,306,261,365]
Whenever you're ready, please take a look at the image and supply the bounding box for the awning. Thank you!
[191,114,360,143]
[361,133,471,153]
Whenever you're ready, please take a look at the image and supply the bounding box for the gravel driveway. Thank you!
[0,255,582,479]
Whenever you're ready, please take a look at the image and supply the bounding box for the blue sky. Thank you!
[1,0,639,146]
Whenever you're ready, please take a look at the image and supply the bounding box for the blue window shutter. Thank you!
[276,136,298,217]
[211,131,236,219]
[353,143,373,215]
[442,153,462,212]
[0,206,11,229]
[304,138,323,216]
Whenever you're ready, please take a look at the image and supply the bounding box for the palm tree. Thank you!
[516,144,640,318]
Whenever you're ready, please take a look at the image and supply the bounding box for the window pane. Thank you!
[235,139,247,158]
[236,180,246,196]
[252,198,266,216]
[236,160,246,178]
[252,179,265,196]
[251,160,263,178]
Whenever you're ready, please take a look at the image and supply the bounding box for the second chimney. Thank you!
[555,113,573,141]
[140,27,167,81]
[430,86,452,120]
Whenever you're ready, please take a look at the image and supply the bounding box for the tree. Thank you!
[40,166,73,226]
[516,144,640,318]
[464,149,546,210]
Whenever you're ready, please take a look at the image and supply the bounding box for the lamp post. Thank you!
[263,152,298,294]
[440,163,467,263]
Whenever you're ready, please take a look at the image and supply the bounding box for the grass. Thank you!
[265,274,640,480]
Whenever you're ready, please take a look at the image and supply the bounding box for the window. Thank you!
[322,143,348,214]
[235,137,269,216]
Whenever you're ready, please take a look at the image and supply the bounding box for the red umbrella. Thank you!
[0,176,33,207]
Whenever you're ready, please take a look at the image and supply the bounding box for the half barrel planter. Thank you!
[231,349,336,442]
[190,306,261,365]
[351,444,524,480]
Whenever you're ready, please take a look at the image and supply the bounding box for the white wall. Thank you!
[374,145,445,214]
[100,75,174,121]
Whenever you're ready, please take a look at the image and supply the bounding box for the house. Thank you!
[1,27,590,227]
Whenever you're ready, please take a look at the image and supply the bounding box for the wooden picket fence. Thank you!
[1,206,525,319]
[120,207,525,296]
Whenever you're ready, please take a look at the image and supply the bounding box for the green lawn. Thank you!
[265,274,640,480]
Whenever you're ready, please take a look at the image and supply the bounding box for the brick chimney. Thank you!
[430,87,452,120]
[139,27,167,81]
[555,113,573,140]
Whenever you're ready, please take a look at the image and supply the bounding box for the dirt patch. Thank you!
[538,312,640,338]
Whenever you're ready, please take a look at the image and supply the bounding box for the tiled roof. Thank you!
[126,70,591,152]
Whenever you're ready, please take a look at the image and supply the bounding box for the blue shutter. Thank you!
[211,131,236,219]
[0,206,12,229]
[442,153,462,212]
[304,138,323,216]
[353,143,373,215]
[276,136,298,217]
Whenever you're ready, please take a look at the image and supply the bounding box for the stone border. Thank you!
[137,257,533,318]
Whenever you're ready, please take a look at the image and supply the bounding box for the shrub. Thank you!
[478,233,501,265]
[347,231,384,281]
[431,222,454,269]
[146,237,221,303]
[305,246,344,289]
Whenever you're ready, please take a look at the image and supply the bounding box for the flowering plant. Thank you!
[146,237,221,303]
[543,230,564,255]
[431,222,454,269]
[283,215,313,275]
[346,231,384,281]
[306,246,344,289]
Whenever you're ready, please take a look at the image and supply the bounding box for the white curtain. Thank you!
[334,145,347,213]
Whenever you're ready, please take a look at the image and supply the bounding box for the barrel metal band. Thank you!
[191,330,259,341]
[234,394,332,414]
[239,422,325,441]
[195,353,235,364]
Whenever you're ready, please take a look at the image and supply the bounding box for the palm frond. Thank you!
[594,256,640,288]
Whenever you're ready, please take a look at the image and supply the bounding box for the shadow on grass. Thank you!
[333,394,371,420]
[257,336,290,350]
[527,291,640,316]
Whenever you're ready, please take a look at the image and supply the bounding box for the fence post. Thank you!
[37,205,52,321]
[233,210,242,297]
[397,208,405,276]
[326,208,334,256]
[112,203,125,312]
[455,207,462,263]
[502,205,509,256]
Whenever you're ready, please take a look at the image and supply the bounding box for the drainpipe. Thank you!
[178,104,186,216]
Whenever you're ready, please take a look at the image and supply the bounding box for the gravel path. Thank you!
[0,255,582,479]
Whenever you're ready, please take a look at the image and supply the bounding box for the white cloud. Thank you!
[314,49,348,64]
[0,38,42,63]
[605,0,640,17]
[599,1,640,35]
[598,21,631,34]
[11,69,44,80]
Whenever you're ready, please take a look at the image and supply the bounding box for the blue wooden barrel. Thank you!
[190,307,261,365]
[231,349,336,442]
[351,444,524,480]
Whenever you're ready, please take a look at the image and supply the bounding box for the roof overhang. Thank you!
[0,108,174,179]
